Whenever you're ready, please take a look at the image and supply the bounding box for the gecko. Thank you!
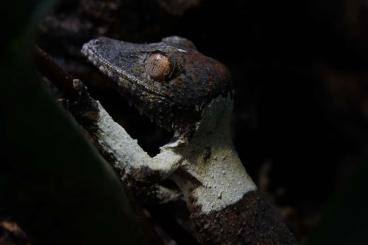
[81,36,296,244]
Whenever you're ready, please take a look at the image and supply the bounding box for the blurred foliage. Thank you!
[0,0,149,244]
[307,158,368,244]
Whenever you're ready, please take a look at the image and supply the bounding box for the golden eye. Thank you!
[145,53,171,81]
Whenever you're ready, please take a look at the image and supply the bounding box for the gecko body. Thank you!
[82,36,296,244]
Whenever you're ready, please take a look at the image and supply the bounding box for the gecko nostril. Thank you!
[145,53,171,81]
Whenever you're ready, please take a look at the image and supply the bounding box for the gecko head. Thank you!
[82,36,231,140]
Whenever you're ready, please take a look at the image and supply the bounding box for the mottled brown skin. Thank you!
[190,191,296,245]
[81,36,296,244]
[82,36,231,138]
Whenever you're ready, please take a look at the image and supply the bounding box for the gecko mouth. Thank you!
[81,38,181,155]
[81,38,173,100]
[81,39,176,155]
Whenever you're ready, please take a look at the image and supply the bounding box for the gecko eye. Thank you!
[145,53,172,81]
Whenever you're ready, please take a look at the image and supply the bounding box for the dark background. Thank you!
[2,0,368,244]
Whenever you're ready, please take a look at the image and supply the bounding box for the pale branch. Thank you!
[36,45,296,244]
[35,46,182,202]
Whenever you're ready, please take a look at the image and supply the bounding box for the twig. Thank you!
[35,47,80,99]
[36,45,183,196]
[36,46,185,244]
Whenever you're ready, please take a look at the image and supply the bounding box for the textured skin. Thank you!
[82,36,231,137]
[191,191,296,245]
[81,36,296,244]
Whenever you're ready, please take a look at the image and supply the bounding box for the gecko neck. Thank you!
[171,94,257,214]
